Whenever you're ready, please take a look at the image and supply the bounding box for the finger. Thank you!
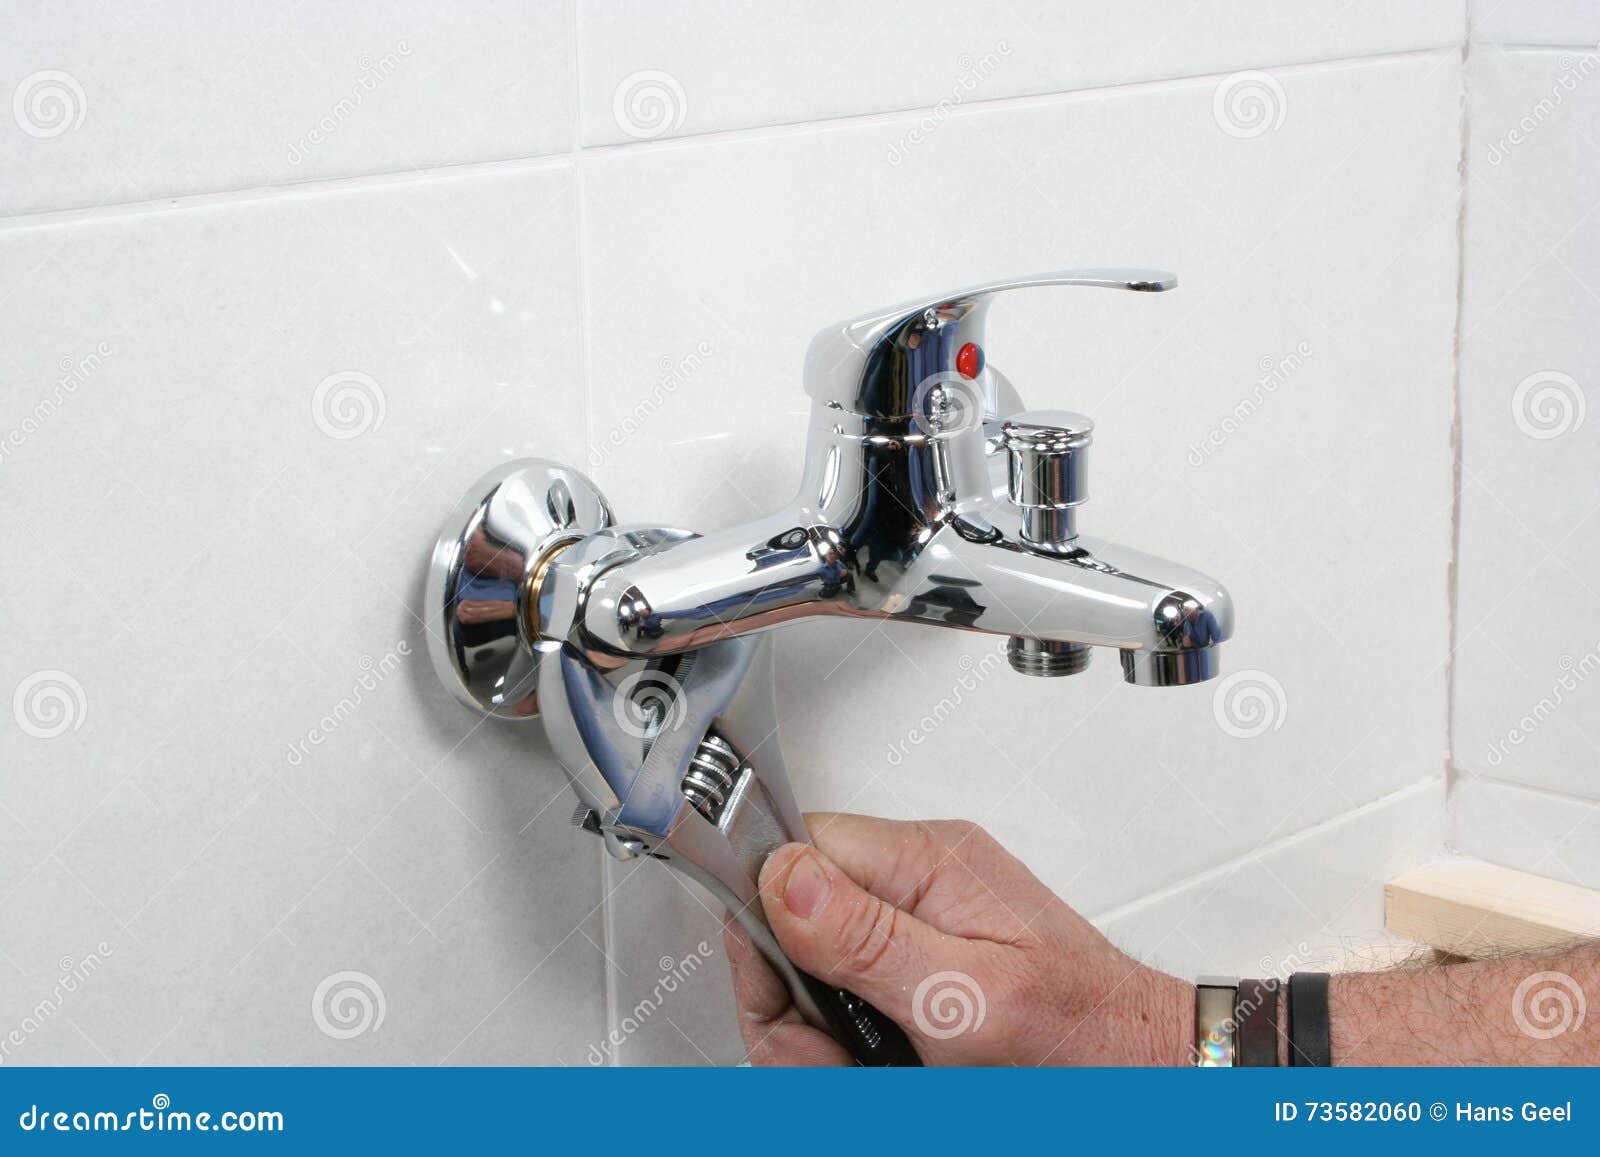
[721,915,795,1025]
[722,918,851,1067]
[757,841,982,1032]
[803,813,1055,940]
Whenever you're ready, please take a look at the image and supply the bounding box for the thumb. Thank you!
[758,842,979,1037]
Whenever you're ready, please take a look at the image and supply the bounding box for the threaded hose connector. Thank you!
[1007,636,1092,677]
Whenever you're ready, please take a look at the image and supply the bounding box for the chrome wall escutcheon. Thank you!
[425,268,1235,1065]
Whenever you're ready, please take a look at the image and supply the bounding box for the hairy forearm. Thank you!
[1327,945,1599,1065]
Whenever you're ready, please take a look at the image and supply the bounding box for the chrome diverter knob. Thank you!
[1002,409,1093,551]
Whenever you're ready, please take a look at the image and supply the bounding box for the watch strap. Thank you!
[1234,977,1281,1066]
[1288,971,1332,1067]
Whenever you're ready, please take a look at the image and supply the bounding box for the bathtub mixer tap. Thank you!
[425,269,1234,1065]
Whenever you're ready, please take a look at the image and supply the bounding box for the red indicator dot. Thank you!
[956,342,982,379]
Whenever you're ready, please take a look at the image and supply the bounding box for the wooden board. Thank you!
[1385,859,1600,959]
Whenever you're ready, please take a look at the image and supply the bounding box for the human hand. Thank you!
[723,813,1193,1065]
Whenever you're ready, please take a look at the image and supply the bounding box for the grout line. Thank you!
[570,0,620,1065]
[0,44,1461,234]
[598,842,624,1068]
[0,152,576,236]
[1442,35,1473,817]
[1483,42,1600,53]
[575,44,1461,157]
[1087,776,1446,926]
[1454,772,1600,810]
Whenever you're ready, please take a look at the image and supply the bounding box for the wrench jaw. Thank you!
[540,613,836,1030]
[600,641,836,1031]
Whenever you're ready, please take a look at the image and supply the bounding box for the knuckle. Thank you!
[835,898,902,978]
[937,818,990,849]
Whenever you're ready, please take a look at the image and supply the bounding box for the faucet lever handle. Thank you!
[911,267,1176,305]
[805,268,1177,417]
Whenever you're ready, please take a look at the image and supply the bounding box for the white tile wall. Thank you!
[0,164,609,1063]
[579,0,1464,145]
[10,1,1563,1068]
[1470,0,1600,46]
[1,2,575,215]
[1452,777,1600,889]
[1101,779,1446,978]
[1452,40,1600,817]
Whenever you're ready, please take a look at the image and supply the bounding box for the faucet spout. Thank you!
[934,530,1232,685]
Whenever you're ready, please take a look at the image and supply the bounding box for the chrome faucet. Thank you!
[579,269,1231,684]
[424,269,1233,1066]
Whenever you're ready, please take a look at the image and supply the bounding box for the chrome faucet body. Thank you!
[423,269,1233,1066]
[578,269,1231,685]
